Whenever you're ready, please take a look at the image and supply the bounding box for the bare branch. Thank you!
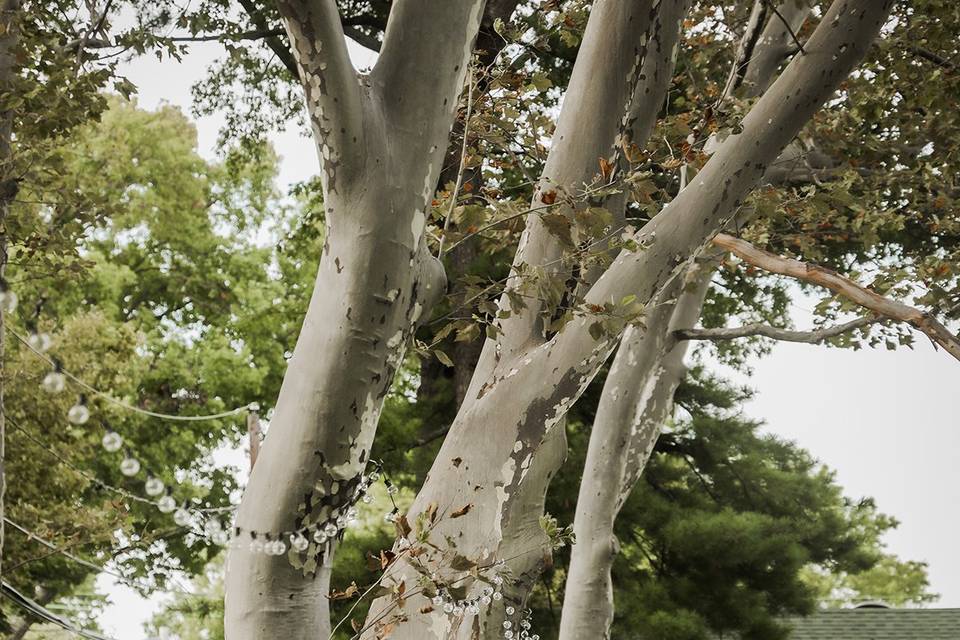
[721,0,768,100]
[712,233,960,361]
[675,315,879,344]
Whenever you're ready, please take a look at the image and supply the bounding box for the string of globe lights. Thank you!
[1,279,404,556]
[5,282,539,637]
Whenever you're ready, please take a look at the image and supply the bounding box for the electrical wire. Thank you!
[1,579,119,640]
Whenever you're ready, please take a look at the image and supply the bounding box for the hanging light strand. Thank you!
[10,327,253,422]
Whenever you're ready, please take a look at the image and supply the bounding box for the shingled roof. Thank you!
[784,607,960,639]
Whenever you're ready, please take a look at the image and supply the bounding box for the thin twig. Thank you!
[438,65,476,257]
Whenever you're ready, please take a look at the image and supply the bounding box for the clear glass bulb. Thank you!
[368,471,380,482]
[120,456,141,477]
[211,529,230,546]
[467,603,480,615]
[290,534,309,552]
[386,485,399,495]
[102,431,123,453]
[0,289,18,314]
[432,595,445,607]
[503,621,512,629]
[313,530,328,545]
[173,508,192,527]
[28,332,53,352]
[157,495,177,513]
[203,519,222,537]
[442,602,454,614]
[323,522,338,537]
[67,402,90,425]
[272,540,287,555]
[492,591,503,601]
[144,476,164,497]
[506,606,515,616]
[361,494,373,504]
[481,595,492,605]
[249,538,264,554]
[42,371,66,394]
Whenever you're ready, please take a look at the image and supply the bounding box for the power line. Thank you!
[1,580,119,640]
[9,327,254,422]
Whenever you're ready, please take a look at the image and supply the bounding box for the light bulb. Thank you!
[173,508,192,527]
[42,371,66,394]
[493,591,503,601]
[120,456,141,477]
[313,530,328,545]
[290,533,309,552]
[432,595,445,607]
[157,495,177,513]
[323,522,338,537]
[443,602,454,614]
[0,289,17,313]
[144,476,164,497]
[368,471,380,482]
[249,538,264,554]
[467,603,480,615]
[28,332,53,352]
[506,606,515,616]
[203,519,222,537]
[503,621,512,629]
[211,529,230,546]
[361,494,373,504]
[271,540,287,555]
[102,431,123,452]
[67,401,90,425]
[386,484,398,495]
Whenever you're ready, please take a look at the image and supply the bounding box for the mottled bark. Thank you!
[559,259,714,640]
[364,2,891,639]
[224,2,485,638]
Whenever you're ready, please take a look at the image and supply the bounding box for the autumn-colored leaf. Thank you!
[380,549,397,570]
[329,581,360,600]
[598,156,614,181]
[450,503,473,518]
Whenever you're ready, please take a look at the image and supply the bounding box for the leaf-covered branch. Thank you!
[712,233,960,361]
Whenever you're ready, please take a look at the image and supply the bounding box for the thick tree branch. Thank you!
[471,0,660,383]
[742,0,813,97]
[372,0,485,130]
[674,315,879,344]
[275,0,364,190]
[711,233,960,361]
[537,0,896,395]
[721,0,768,100]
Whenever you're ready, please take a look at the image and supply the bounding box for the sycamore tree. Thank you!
[144,1,956,639]
[3,1,959,640]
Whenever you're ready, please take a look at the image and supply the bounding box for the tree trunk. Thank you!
[0,0,21,583]
[559,3,816,635]
[224,2,485,638]
[558,259,714,640]
[362,1,894,638]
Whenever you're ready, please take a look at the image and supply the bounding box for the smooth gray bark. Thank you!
[362,2,893,639]
[223,2,485,638]
[558,258,713,640]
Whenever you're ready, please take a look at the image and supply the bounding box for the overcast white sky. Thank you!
[94,37,960,639]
